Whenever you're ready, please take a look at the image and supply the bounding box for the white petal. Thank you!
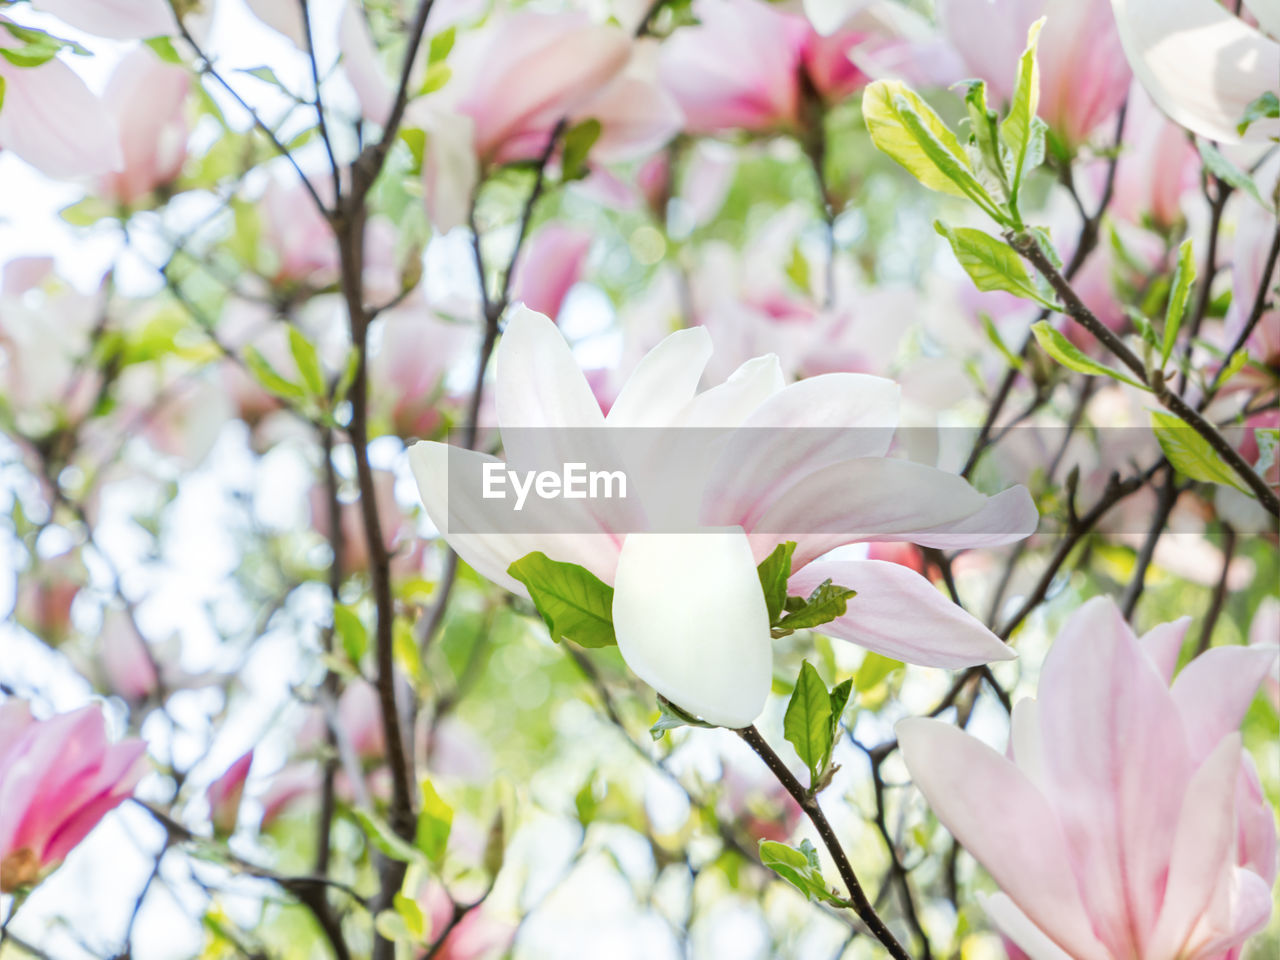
[1110,0,1280,143]
[29,0,175,39]
[0,57,122,178]
[606,326,713,428]
[980,893,1075,960]
[495,306,604,429]
[612,528,772,727]
[672,353,785,428]
[1139,616,1191,683]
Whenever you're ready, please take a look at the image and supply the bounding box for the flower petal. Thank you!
[1139,615,1191,683]
[29,0,174,39]
[787,559,1013,668]
[495,306,604,429]
[612,528,771,727]
[1109,0,1280,143]
[1170,644,1279,760]
[980,893,1074,960]
[0,56,122,178]
[889,484,1038,550]
[605,326,713,428]
[896,718,1110,960]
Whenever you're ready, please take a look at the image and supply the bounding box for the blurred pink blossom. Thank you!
[13,549,85,646]
[207,751,253,836]
[0,701,148,892]
[509,224,592,322]
[418,882,514,960]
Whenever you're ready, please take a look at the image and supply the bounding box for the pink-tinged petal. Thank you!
[29,0,174,39]
[0,702,33,768]
[0,55,122,178]
[1170,645,1279,761]
[208,751,254,835]
[495,306,604,430]
[407,441,622,591]
[1110,0,1280,143]
[980,893,1075,960]
[744,457,1004,568]
[658,0,808,133]
[509,225,593,321]
[888,484,1038,550]
[42,739,147,863]
[243,0,309,48]
[1139,615,1191,683]
[1147,735,1244,959]
[1236,754,1278,886]
[896,718,1110,960]
[99,610,160,703]
[419,108,479,234]
[96,48,190,206]
[580,75,683,162]
[1185,868,1274,960]
[673,354,786,428]
[702,374,900,531]
[606,327,713,428]
[339,1,393,126]
[1008,697,1049,793]
[787,559,1014,667]
[1036,596,1193,959]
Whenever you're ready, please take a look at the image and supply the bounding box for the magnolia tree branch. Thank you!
[1205,220,1280,400]
[1009,232,1280,515]
[735,726,913,960]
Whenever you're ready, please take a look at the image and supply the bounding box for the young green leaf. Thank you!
[561,118,602,183]
[355,808,423,864]
[287,326,327,398]
[758,839,847,906]
[244,346,307,402]
[649,696,715,740]
[332,604,368,665]
[1238,91,1280,137]
[757,541,797,626]
[1000,18,1045,202]
[428,25,456,65]
[508,552,617,648]
[854,652,902,693]
[1197,141,1264,206]
[828,678,853,749]
[775,580,856,636]
[935,222,1055,307]
[980,312,1025,371]
[784,662,832,787]
[415,778,453,864]
[1030,321,1149,390]
[1161,238,1195,368]
[1150,410,1251,493]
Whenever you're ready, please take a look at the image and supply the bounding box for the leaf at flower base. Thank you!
[757,541,797,626]
[416,778,453,864]
[1000,18,1044,196]
[355,808,423,865]
[1239,91,1280,138]
[936,222,1054,308]
[561,118,602,183]
[507,552,616,648]
[758,839,848,906]
[774,580,856,637]
[649,696,715,740]
[784,661,832,786]
[1030,321,1149,390]
[1151,410,1252,494]
[1161,238,1195,368]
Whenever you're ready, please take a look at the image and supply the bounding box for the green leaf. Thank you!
[507,552,617,648]
[1030,321,1149,390]
[393,893,427,941]
[561,118,601,183]
[428,26,455,65]
[245,346,306,402]
[649,696,715,739]
[980,312,1024,371]
[757,541,797,626]
[864,80,999,218]
[1197,141,1264,206]
[784,662,833,786]
[334,347,361,406]
[332,604,367,665]
[1162,238,1195,367]
[1150,410,1251,493]
[1239,91,1280,137]
[935,222,1055,307]
[828,678,852,746]
[1219,348,1249,386]
[419,61,451,95]
[961,80,1000,172]
[60,196,117,226]
[854,652,902,693]
[775,580,856,636]
[784,243,810,293]
[1000,18,1044,200]
[354,808,423,864]
[240,65,285,88]
[415,779,453,864]
[144,36,183,64]
[0,75,6,114]
[287,325,326,397]
[758,839,847,906]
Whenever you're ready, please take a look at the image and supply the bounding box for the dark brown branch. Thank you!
[1195,525,1237,656]
[1205,220,1280,400]
[735,726,912,960]
[1119,464,1182,620]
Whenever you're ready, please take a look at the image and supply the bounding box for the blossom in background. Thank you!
[1224,192,1280,380]
[1109,0,1280,143]
[368,301,473,440]
[0,702,148,892]
[411,308,1035,727]
[207,751,253,836]
[900,597,1278,960]
[1107,85,1201,231]
[509,224,592,322]
[418,882,515,960]
[937,0,1130,150]
[12,549,85,646]
[95,48,190,207]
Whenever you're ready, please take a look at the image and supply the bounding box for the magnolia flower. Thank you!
[13,549,85,646]
[0,701,148,892]
[28,0,175,40]
[937,0,1131,149]
[899,597,1278,960]
[1223,194,1280,376]
[207,751,253,836]
[419,882,515,960]
[95,48,190,207]
[0,23,122,179]
[411,307,1035,727]
[368,301,473,439]
[1110,0,1280,143]
[1108,85,1200,231]
[509,225,593,322]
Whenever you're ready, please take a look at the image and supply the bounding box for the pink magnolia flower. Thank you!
[27,0,175,40]
[1108,85,1200,231]
[0,21,122,177]
[1223,195,1280,376]
[411,307,1035,727]
[308,469,404,578]
[509,225,593,322]
[259,763,322,829]
[260,178,341,289]
[207,751,253,836]
[98,609,161,705]
[369,300,473,439]
[418,882,514,960]
[95,48,190,207]
[937,0,1131,149]
[13,549,85,646]
[0,701,148,892]
[899,597,1278,960]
